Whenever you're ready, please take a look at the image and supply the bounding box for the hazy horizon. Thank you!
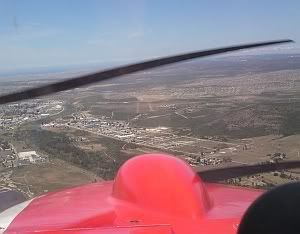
[1,52,300,82]
[1,1,300,73]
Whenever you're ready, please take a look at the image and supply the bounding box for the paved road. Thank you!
[0,189,26,213]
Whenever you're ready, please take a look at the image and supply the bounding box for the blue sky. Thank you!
[0,0,299,72]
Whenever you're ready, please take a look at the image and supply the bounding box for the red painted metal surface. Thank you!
[3,154,264,234]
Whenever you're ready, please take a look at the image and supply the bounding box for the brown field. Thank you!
[78,143,106,151]
[11,159,101,197]
[220,135,300,165]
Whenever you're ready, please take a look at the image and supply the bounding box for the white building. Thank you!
[18,151,39,163]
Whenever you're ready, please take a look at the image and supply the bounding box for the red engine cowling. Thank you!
[112,154,212,218]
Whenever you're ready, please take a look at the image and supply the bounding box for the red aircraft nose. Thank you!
[2,153,263,233]
[112,154,212,218]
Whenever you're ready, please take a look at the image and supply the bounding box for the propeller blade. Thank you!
[198,160,300,182]
[0,39,293,105]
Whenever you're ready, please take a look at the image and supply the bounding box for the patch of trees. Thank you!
[15,128,129,180]
[280,110,300,136]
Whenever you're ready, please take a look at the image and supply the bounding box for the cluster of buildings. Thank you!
[18,151,48,165]
[267,152,287,163]
[0,100,63,130]
[0,140,47,168]
[186,155,224,166]
[44,113,232,167]
[227,175,268,188]
[0,141,17,168]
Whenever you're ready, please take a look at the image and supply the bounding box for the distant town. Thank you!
[43,112,227,167]
[0,99,64,169]
[0,100,64,130]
